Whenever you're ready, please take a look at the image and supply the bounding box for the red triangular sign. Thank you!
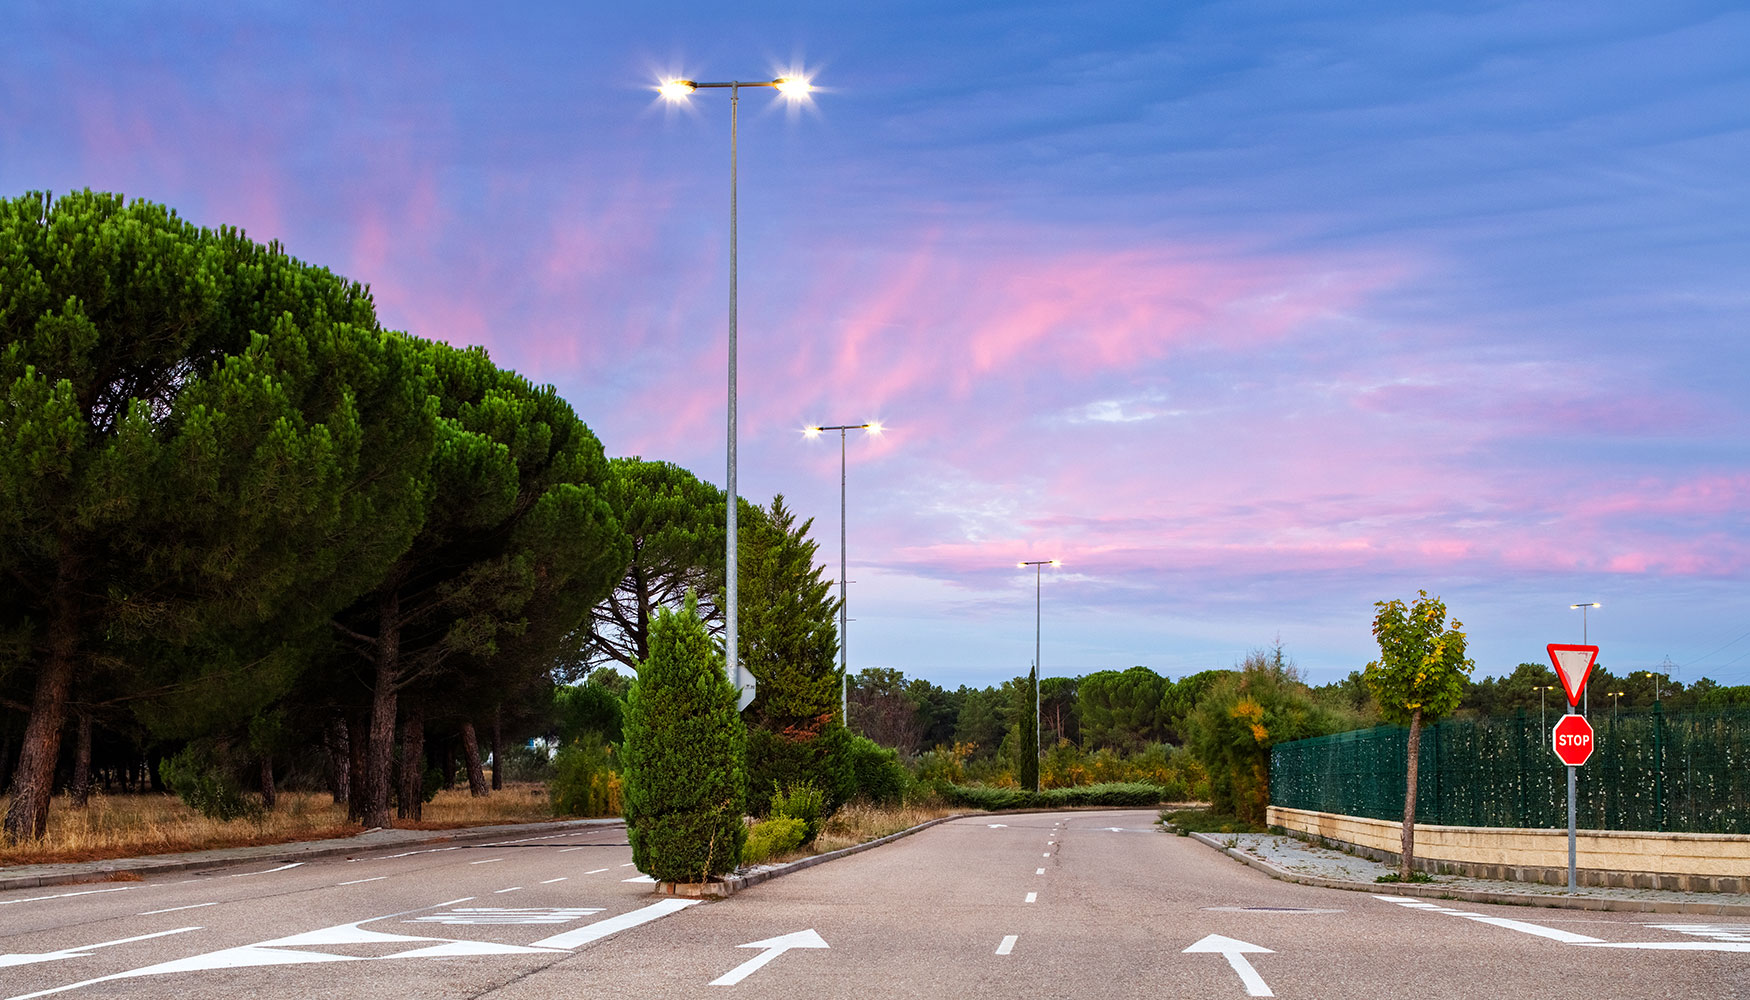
[1547,644,1599,707]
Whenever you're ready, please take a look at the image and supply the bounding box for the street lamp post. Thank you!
[1538,684,1556,732]
[1569,602,1600,715]
[1643,671,1665,703]
[1018,559,1059,793]
[1610,690,1625,723]
[660,74,813,703]
[804,421,883,725]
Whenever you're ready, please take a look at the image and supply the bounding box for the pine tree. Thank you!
[621,595,746,883]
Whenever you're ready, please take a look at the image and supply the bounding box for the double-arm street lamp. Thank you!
[659,74,813,704]
[1019,559,1059,792]
[804,421,884,724]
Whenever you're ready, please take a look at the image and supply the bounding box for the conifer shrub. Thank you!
[742,816,808,864]
[845,734,909,805]
[620,596,747,882]
[769,780,827,843]
[746,716,855,813]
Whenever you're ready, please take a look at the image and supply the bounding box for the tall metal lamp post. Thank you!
[1019,559,1059,792]
[804,421,884,725]
[659,74,814,705]
[1569,602,1601,714]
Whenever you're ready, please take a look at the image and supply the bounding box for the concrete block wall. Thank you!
[1267,805,1750,892]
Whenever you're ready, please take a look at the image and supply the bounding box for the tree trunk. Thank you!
[461,721,489,797]
[440,736,457,790]
[1400,707,1423,880]
[70,711,93,809]
[397,707,424,821]
[362,590,401,830]
[260,753,277,810]
[4,560,81,841]
[490,704,503,791]
[347,716,367,824]
[325,717,350,805]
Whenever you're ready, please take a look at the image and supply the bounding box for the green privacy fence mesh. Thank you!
[1269,706,1750,834]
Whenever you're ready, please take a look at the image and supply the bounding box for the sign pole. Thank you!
[1567,756,1577,892]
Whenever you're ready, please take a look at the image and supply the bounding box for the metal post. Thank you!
[839,427,848,725]
[1035,562,1042,784]
[1653,700,1665,832]
[1575,763,1589,896]
[725,84,740,698]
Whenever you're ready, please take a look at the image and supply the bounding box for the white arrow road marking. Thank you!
[529,899,700,949]
[710,929,828,987]
[1646,924,1750,943]
[1184,935,1274,997]
[0,928,202,969]
[3,898,700,1000]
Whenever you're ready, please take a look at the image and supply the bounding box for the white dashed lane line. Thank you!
[137,902,217,916]
[1025,893,1037,903]
[996,935,1018,955]
[337,877,386,886]
[541,878,568,884]
[584,868,610,875]
[0,887,137,907]
[469,858,505,865]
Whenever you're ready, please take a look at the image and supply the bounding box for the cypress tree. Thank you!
[621,594,746,883]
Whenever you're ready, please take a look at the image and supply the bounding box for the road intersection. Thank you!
[1,810,1744,998]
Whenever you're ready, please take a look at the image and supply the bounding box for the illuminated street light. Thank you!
[804,420,884,725]
[656,71,816,706]
[1018,559,1060,794]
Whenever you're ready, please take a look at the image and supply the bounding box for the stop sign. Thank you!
[1552,714,1595,766]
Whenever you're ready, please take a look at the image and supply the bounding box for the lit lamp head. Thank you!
[774,76,814,99]
[658,79,697,100]
[802,425,823,439]
[866,420,884,435]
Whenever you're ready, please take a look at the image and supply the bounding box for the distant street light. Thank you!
[804,421,884,725]
[1609,690,1625,723]
[1537,684,1557,732]
[1569,602,1601,714]
[1018,559,1060,793]
[658,72,815,705]
[1642,670,1665,703]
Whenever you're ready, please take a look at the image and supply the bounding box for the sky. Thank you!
[5,1,1747,689]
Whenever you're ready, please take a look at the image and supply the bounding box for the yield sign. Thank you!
[1547,644,1599,707]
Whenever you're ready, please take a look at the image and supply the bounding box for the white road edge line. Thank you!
[995,935,1017,955]
[0,887,136,907]
[138,902,218,915]
[230,862,302,877]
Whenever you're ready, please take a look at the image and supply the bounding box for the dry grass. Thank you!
[811,801,959,855]
[0,782,558,867]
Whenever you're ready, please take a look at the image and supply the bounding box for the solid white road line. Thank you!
[0,886,136,907]
[0,926,202,971]
[138,902,218,915]
[337,877,387,886]
[230,863,302,877]
[995,935,1018,955]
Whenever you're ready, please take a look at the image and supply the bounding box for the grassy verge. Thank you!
[0,782,559,867]
[1158,807,1266,835]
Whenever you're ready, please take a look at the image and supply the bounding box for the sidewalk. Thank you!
[0,817,623,892]
[1190,829,1750,917]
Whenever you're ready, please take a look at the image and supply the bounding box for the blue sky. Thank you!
[6,0,1748,687]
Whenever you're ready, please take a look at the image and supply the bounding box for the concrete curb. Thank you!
[1184,830,1750,917]
[0,818,624,893]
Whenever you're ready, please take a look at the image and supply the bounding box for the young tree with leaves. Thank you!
[1364,590,1473,879]
[621,595,746,883]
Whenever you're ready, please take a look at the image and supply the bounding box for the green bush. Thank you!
[746,718,854,813]
[1158,807,1264,834]
[621,596,747,882]
[496,742,556,782]
[160,744,262,822]
[550,740,621,817]
[769,781,826,844]
[742,816,808,864]
[845,734,909,805]
[937,781,1168,811]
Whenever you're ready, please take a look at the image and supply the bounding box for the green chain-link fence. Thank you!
[1270,705,1750,834]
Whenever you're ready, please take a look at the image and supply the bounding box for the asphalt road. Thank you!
[1,810,1745,999]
